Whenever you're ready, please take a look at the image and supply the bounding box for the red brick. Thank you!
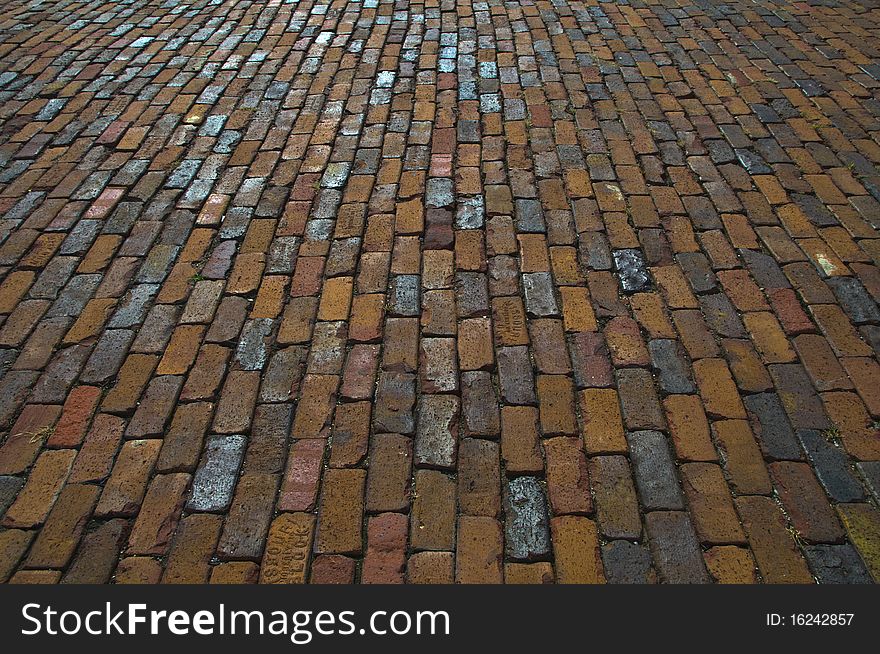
[278,439,325,512]
[544,437,592,515]
[362,512,408,584]
[48,386,102,448]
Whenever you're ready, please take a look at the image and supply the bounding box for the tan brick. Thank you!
[317,276,354,321]
[693,358,747,419]
[315,468,366,555]
[455,516,503,583]
[550,516,605,584]
[712,420,772,495]
[579,388,627,453]
[3,449,75,528]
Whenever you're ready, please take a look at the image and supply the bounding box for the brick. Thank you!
[62,298,116,343]
[798,429,866,503]
[769,462,843,544]
[504,563,555,585]
[180,345,230,401]
[673,310,720,359]
[0,404,63,474]
[589,455,642,540]
[458,438,501,518]
[101,354,158,412]
[187,434,246,513]
[601,540,655,584]
[616,368,666,430]
[458,318,493,370]
[24,484,99,569]
[605,317,650,367]
[537,374,577,435]
[69,414,126,483]
[322,401,367,467]
[362,513,407,584]
[663,394,717,462]
[340,345,379,401]
[455,516,503,584]
[115,558,162,584]
[414,394,459,470]
[630,293,676,339]
[492,296,529,346]
[497,346,536,405]
[743,312,796,363]
[810,304,872,357]
[317,276,353,321]
[155,403,212,474]
[0,270,34,313]
[768,288,814,335]
[648,339,695,394]
[770,363,832,431]
[0,300,48,347]
[315,469,366,555]
[260,513,315,584]
[821,391,879,460]
[407,552,454,584]
[411,470,456,551]
[366,434,412,513]
[0,476,24,517]
[559,286,597,332]
[735,496,813,583]
[162,514,222,584]
[544,437,592,515]
[500,406,543,475]
[277,438,325,513]
[48,385,102,448]
[127,473,190,556]
[3,449,75,528]
[419,337,458,393]
[723,339,773,393]
[348,293,384,342]
[645,512,711,583]
[841,357,880,417]
[383,318,419,371]
[627,430,684,511]
[291,374,338,439]
[309,556,355,585]
[804,544,873,584]
[96,439,162,517]
[157,324,205,375]
[126,375,183,438]
[209,563,260,584]
[461,371,500,437]
[504,476,551,561]
[680,463,746,545]
[693,358,746,419]
[652,265,698,309]
[713,419,773,495]
[550,516,605,584]
[217,473,278,560]
[704,546,758,584]
[62,519,129,584]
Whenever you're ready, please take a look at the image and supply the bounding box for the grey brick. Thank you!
[504,477,551,561]
[627,430,684,511]
[187,434,247,512]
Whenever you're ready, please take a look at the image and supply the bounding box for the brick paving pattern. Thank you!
[0,0,879,584]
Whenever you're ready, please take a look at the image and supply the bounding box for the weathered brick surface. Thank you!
[0,0,878,585]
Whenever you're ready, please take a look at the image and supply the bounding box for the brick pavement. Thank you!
[0,0,879,584]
